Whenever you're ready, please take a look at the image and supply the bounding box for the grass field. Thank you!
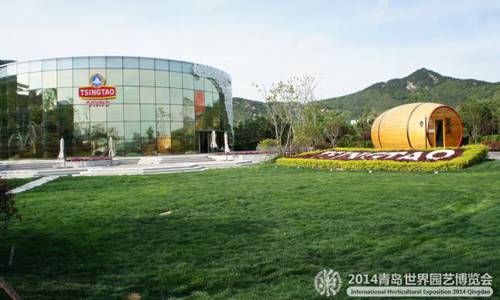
[5,178,38,189]
[1,161,499,300]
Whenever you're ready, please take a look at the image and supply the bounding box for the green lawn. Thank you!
[1,161,499,300]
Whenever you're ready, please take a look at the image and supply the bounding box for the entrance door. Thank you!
[435,120,444,147]
[197,131,210,153]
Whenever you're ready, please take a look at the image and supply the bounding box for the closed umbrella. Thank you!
[224,132,230,153]
[210,130,218,151]
[57,138,65,160]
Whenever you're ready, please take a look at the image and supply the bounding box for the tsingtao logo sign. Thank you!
[79,73,116,107]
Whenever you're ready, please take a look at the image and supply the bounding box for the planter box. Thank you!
[65,160,119,167]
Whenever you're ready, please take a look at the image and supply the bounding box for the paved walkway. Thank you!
[10,176,60,194]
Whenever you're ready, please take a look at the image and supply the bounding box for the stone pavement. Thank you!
[9,176,60,194]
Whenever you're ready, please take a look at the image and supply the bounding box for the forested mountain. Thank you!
[233,68,500,123]
[0,60,15,66]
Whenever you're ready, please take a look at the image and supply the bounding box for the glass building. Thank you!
[0,56,233,159]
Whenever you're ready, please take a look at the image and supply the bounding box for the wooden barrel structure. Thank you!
[371,103,463,149]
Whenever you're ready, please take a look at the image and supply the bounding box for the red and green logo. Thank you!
[79,73,116,100]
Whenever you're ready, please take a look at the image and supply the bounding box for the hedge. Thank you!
[276,145,489,172]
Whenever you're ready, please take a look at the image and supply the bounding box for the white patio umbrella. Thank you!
[224,132,230,153]
[108,137,116,158]
[57,138,65,160]
[210,130,218,150]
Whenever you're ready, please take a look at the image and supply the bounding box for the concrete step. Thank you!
[4,163,59,170]
[77,164,206,176]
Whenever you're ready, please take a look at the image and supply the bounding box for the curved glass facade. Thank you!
[0,56,232,159]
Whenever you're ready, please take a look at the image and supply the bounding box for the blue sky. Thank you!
[1,0,499,100]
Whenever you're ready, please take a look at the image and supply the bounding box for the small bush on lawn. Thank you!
[312,141,332,150]
[276,145,488,172]
[0,178,21,230]
[257,139,278,151]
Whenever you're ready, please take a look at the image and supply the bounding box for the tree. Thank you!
[256,76,317,155]
[323,111,348,147]
[0,178,25,300]
[459,97,489,143]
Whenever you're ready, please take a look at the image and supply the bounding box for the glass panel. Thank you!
[106,57,123,69]
[17,74,29,91]
[140,104,155,120]
[123,69,139,85]
[107,69,123,86]
[90,106,107,122]
[170,72,182,88]
[171,138,184,154]
[204,78,214,92]
[57,87,73,105]
[140,87,155,104]
[57,58,72,70]
[156,87,169,104]
[124,87,139,103]
[42,71,57,88]
[171,105,183,121]
[73,69,89,86]
[170,61,182,72]
[29,72,42,90]
[90,122,107,140]
[0,67,6,78]
[73,57,89,69]
[6,65,16,76]
[205,92,213,107]
[155,59,169,71]
[213,92,220,106]
[107,122,124,139]
[17,62,29,74]
[155,71,169,87]
[156,105,170,123]
[74,105,90,123]
[89,57,105,68]
[28,89,42,108]
[194,76,204,90]
[123,57,139,69]
[171,121,184,138]
[108,122,125,139]
[185,138,196,154]
[124,122,141,139]
[183,73,194,89]
[57,70,73,87]
[124,104,140,121]
[29,60,42,72]
[140,70,155,86]
[73,87,84,105]
[184,105,195,122]
[195,90,205,107]
[141,121,156,138]
[184,122,195,138]
[42,88,58,114]
[111,87,124,104]
[124,139,141,156]
[140,58,154,70]
[107,104,124,122]
[170,88,182,105]
[42,59,57,71]
[183,89,194,106]
[89,69,106,81]
[182,63,193,73]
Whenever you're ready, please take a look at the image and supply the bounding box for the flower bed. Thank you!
[276,145,488,172]
[214,151,278,155]
[66,157,110,162]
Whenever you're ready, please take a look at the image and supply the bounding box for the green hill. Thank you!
[232,68,500,123]
[321,68,500,119]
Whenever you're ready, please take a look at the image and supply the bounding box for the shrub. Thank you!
[312,141,332,150]
[482,141,500,151]
[257,139,278,151]
[0,178,21,231]
[337,140,374,148]
[276,145,488,172]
